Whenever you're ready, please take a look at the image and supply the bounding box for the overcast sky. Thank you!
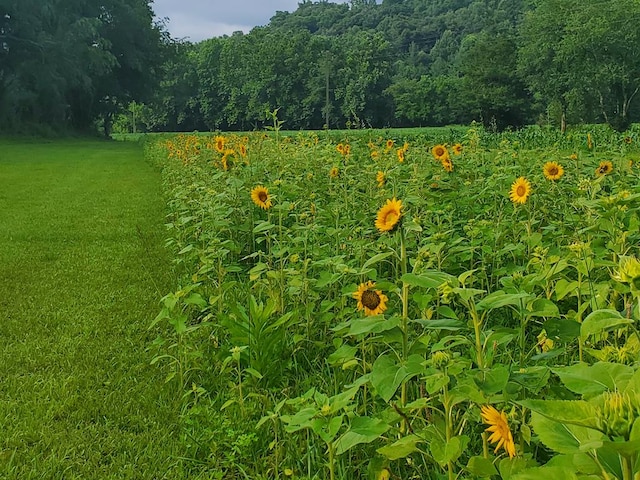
[152,0,303,42]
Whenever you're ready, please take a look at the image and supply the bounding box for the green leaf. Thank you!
[347,315,400,336]
[581,309,632,339]
[360,252,395,273]
[552,362,634,397]
[475,365,510,395]
[554,279,579,300]
[518,400,600,430]
[466,456,498,477]
[528,298,560,317]
[401,271,453,289]
[430,435,468,467]
[530,411,604,454]
[370,354,425,403]
[410,318,464,330]
[377,434,424,460]
[334,416,390,455]
[327,344,358,366]
[498,457,534,480]
[476,290,531,311]
[512,466,579,480]
[543,318,581,342]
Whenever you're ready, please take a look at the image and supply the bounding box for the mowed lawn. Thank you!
[0,139,185,479]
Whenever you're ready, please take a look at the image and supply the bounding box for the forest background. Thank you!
[1,0,639,135]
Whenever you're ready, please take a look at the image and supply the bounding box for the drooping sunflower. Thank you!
[214,135,226,153]
[481,405,516,459]
[509,177,532,204]
[375,198,403,232]
[396,148,405,163]
[432,144,449,162]
[595,160,613,176]
[543,161,564,181]
[452,143,463,155]
[250,185,272,210]
[353,281,388,316]
[329,166,339,178]
[376,171,386,188]
[344,144,351,156]
[238,143,247,157]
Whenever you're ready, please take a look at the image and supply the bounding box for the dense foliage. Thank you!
[146,124,640,478]
[133,0,640,133]
[0,0,168,134]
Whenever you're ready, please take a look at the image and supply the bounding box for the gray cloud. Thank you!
[152,0,303,41]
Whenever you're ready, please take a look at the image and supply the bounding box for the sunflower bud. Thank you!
[431,351,451,369]
[613,256,640,294]
[599,392,640,439]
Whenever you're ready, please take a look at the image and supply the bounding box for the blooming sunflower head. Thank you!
[238,144,247,157]
[353,281,388,316]
[509,177,532,204]
[595,160,613,177]
[329,166,339,178]
[432,144,449,161]
[215,135,226,153]
[452,143,463,155]
[396,148,405,163]
[385,139,394,151]
[543,161,564,181]
[441,157,453,172]
[481,405,516,458]
[336,143,345,155]
[375,198,402,232]
[376,171,385,188]
[250,185,272,210]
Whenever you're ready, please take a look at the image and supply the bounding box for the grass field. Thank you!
[0,139,185,479]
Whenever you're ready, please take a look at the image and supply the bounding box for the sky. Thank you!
[152,0,303,42]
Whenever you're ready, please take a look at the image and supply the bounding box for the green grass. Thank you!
[0,139,185,479]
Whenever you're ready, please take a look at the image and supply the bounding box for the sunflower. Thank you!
[238,143,247,157]
[329,166,339,178]
[624,136,633,144]
[353,281,388,316]
[543,161,564,181]
[595,160,613,176]
[250,186,272,210]
[452,143,463,155]
[344,144,351,156]
[214,135,226,153]
[587,133,593,149]
[481,405,516,459]
[396,148,405,163]
[509,177,532,204]
[385,139,395,152]
[336,143,345,155]
[432,144,449,162]
[441,157,454,172]
[376,171,385,188]
[375,198,402,232]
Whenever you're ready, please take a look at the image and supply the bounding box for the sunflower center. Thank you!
[361,290,381,310]
[258,191,268,202]
[435,147,445,156]
[384,211,399,225]
[516,185,526,196]
[548,166,558,175]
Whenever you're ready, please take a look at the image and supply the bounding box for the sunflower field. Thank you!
[146,123,640,480]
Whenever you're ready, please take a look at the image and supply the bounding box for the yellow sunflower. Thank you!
[441,157,454,172]
[353,281,388,316]
[375,198,403,232]
[385,139,395,152]
[238,143,247,157]
[214,135,226,153]
[344,144,351,156]
[250,185,272,210]
[432,144,449,161]
[595,160,613,176]
[587,133,593,149]
[396,148,405,163]
[481,405,516,459]
[624,136,633,144]
[452,143,463,155]
[336,143,345,155]
[509,177,532,204]
[376,171,385,188]
[329,166,339,178]
[543,161,564,181]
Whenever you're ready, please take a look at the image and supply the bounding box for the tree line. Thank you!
[2,0,639,135]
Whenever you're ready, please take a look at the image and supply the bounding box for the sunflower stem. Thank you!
[399,227,409,408]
